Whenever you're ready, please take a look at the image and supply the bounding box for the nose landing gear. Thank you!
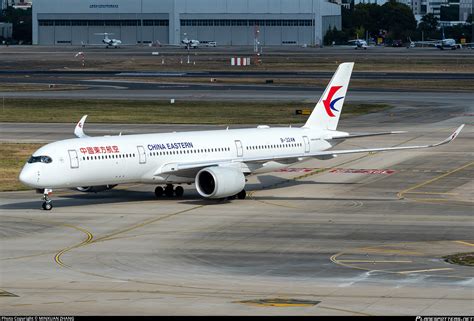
[41,189,53,211]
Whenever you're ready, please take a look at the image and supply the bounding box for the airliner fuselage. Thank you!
[20,127,330,189]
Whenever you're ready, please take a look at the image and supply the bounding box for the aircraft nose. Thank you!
[19,166,38,187]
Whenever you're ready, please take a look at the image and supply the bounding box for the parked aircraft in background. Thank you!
[348,38,368,50]
[409,31,473,50]
[81,33,123,48]
[19,63,464,210]
[181,37,200,49]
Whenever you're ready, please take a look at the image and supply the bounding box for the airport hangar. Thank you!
[32,0,341,46]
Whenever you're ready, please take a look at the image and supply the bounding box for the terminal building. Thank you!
[33,0,341,46]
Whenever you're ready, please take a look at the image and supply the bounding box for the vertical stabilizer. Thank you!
[303,62,354,130]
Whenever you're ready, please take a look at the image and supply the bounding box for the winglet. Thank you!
[435,124,464,147]
[74,115,89,138]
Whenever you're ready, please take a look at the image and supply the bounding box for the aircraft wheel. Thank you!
[155,186,164,198]
[42,202,53,211]
[237,189,247,200]
[175,186,184,198]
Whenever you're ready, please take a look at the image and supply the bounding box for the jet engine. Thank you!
[195,166,245,199]
[76,185,117,193]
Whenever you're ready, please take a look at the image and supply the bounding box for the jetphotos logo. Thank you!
[323,85,344,118]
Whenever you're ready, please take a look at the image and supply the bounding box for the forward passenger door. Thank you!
[137,146,147,164]
[235,140,243,158]
[68,150,79,169]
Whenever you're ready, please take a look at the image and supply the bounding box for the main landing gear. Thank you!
[226,189,247,200]
[155,184,184,198]
[41,189,53,211]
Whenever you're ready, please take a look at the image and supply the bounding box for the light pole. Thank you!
[184,32,190,64]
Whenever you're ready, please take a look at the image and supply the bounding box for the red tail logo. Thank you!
[323,86,344,118]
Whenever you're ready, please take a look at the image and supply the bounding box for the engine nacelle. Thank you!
[196,166,245,199]
[76,185,117,193]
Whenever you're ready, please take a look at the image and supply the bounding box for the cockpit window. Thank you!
[28,156,52,164]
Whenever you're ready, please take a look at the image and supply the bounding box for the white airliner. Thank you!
[409,30,474,50]
[19,62,464,210]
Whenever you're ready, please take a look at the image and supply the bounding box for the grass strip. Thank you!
[0,143,42,191]
[444,252,474,266]
[0,99,390,124]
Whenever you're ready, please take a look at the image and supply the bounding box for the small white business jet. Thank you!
[181,37,200,49]
[19,62,464,210]
[92,33,123,48]
[348,39,369,50]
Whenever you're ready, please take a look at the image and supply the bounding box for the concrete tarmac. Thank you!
[1,95,473,315]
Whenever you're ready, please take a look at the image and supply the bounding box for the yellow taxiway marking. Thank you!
[317,305,373,316]
[248,303,315,307]
[404,192,458,195]
[54,224,94,268]
[250,134,425,209]
[397,268,453,274]
[408,198,473,206]
[454,241,474,247]
[248,154,370,209]
[75,300,96,303]
[92,204,205,243]
[54,205,205,268]
[338,260,412,263]
[358,247,422,256]
[398,161,474,199]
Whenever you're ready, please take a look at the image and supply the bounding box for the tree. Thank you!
[418,13,440,39]
[419,13,439,32]
[341,0,416,43]
[379,0,417,40]
[324,26,348,46]
[0,7,32,44]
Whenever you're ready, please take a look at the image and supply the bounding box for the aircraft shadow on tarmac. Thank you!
[1,193,394,211]
[0,177,386,210]
[249,174,361,191]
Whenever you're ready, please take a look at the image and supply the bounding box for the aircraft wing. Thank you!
[410,40,438,46]
[307,124,463,157]
[155,125,463,177]
[328,131,406,140]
